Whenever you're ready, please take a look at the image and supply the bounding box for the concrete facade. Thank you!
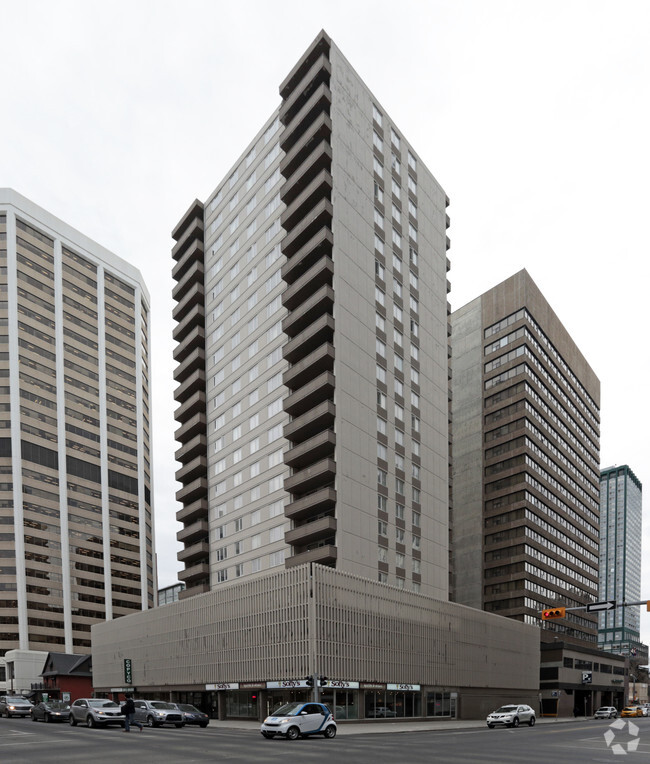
[451,270,601,646]
[93,563,540,720]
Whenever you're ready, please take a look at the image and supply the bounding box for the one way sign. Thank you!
[586,600,616,613]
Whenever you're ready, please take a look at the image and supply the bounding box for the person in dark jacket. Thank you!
[122,694,143,732]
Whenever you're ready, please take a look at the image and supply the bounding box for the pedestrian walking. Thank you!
[122,694,143,732]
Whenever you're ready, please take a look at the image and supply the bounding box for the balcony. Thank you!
[284,399,335,444]
[172,236,204,281]
[280,168,332,231]
[285,515,336,547]
[283,371,334,417]
[285,486,336,521]
[173,346,205,382]
[281,197,332,259]
[172,217,203,262]
[172,199,203,245]
[176,497,208,525]
[174,367,206,404]
[280,30,331,100]
[285,544,337,569]
[178,561,210,586]
[172,257,204,301]
[284,429,335,469]
[282,313,334,364]
[173,302,205,343]
[280,82,332,155]
[175,476,208,504]
[174,432,207,464]
[172,281,204,323]
[173,324,205,364]
[174,411,207,444]
[177,540,210,564]
[280,112,332,179]
[282,285,334,339]
[283,342,334,390]
[282,254,333,310]
[179,581,209,598]
[281,140,332,207]
[284,457,335,494]
[279,52,331,126]
[174,454,207,485]
[177,518,209,545]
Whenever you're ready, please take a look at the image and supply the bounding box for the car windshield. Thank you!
[150,702,176,710]
[6,697,27,703]
[178,704,199,712]
[45,701,69,709]
[88,700,118,708]
[495,706,517,713]
[272,703,303,716]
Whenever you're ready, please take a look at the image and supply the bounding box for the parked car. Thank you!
[132,699,184,728]
[594,706,618,719]
[487,704,536,728]
[621,706,644,718]
[69,698,124,728]
[31,700,71,723]
[261,702,337,739]
[175,703,209,727]
[0,696,34,718]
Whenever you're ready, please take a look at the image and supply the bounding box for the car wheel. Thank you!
[285,725,300,740]
[147,715,157,728]
[528,716,535,727]
[511,717,519,728]
[31,712,38,722]
[69,714,77,726]
[86,715,96,728]
[323,725,336,738]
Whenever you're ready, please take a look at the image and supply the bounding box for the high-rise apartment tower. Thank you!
[451,270,601,645]
[172,31,451,599]
[0,189,154,665]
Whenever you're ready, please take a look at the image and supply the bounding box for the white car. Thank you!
[261,702,336,739]
[594,706,618,719]
[487,704,536,728]
[69,698,124,728]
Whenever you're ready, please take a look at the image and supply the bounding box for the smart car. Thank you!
[621,706,644,718]
[0,696,34,718]
[594,706,618,719]
[487,704,536,728]
[261,701,337,739]
[31,700,71,723]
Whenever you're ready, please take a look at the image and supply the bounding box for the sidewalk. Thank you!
[207,715,590,735]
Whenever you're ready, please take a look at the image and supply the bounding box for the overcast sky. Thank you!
[2,0,649,644]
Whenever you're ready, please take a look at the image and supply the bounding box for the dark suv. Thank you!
[0,696,34,718]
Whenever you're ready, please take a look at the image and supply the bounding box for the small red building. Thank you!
[32,653,93,702]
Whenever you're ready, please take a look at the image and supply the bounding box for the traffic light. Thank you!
[319,676,328,687]
[305,675,314,687]
[541,607,566,620]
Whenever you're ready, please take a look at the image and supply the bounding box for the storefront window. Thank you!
[425,691,456,717]
[226,690,259,718]
[364,690,421,718]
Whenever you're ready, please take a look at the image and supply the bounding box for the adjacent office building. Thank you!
[451,270,601,646]
[93,32,541,722]
[598,465,646,661]
[0,189,154,691]
[172,30,451,599]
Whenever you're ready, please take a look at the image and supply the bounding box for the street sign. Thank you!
[124,658,133,685]
[586,600,616,613]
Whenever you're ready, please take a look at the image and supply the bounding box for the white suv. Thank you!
[487,704,536,728]
[69,698,124,728]
[594,706,618,719]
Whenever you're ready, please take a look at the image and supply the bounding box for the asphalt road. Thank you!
[1,717,648,763]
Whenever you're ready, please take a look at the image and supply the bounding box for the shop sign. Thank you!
[360,683,386,690]
[206,682,239,691]
[323,680,360,689]
[387,683,420,691]
[240,682,265,690]
[266,680,311,689]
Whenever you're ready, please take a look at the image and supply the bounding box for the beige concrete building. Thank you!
[93,563,540,720]
[172,30,451,600]
[0,189,154,692]
[451,270,601,646]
